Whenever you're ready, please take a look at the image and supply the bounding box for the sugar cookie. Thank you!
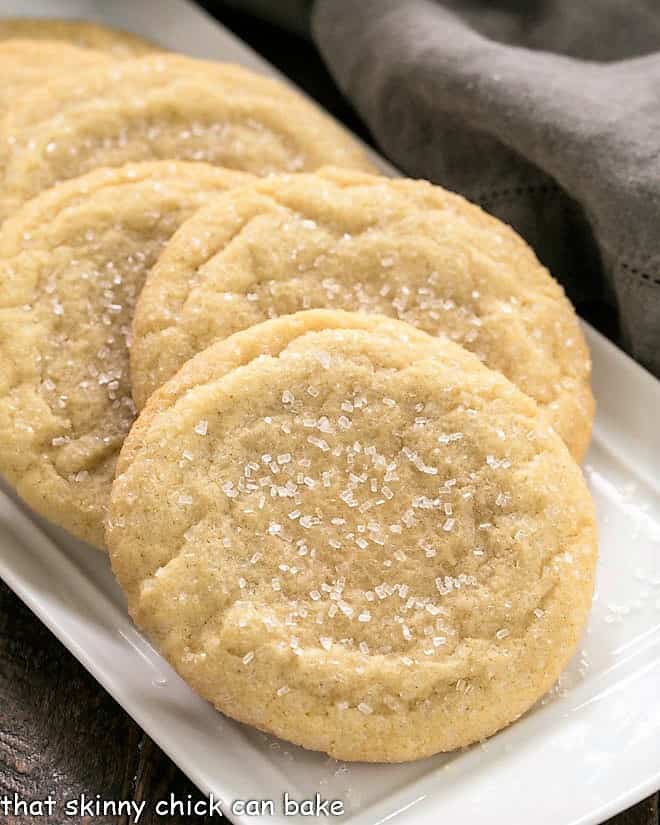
[131,167,593,459]
[0,39,111,116]
[109,309,597,762]
[0,161,252,547]
[0,18,157,56]
[0,55,374,221]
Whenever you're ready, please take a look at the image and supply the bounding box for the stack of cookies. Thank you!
[0,20,597,763]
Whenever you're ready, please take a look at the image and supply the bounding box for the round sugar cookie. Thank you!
[0,161,253,548]
[0,39,112,116]
[108,309,598,762]
[131,167,594,460]
[0,18,157,57]
[0,54,375,221]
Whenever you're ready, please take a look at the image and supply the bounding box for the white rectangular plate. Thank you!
[1,2,659,824]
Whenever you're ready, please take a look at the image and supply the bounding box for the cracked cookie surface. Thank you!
[131,167,594,460]
[0,55,375,221]
[109,309,597,762]
[0,161,252,548]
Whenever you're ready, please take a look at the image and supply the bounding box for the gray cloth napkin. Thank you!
[312,0,660,376]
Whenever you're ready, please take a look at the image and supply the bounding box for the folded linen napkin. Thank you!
[313,0,660,375]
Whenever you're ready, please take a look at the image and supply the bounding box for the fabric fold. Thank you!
[313,0,660,374]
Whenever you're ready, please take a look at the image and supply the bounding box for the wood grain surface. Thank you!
[0,582,224,823]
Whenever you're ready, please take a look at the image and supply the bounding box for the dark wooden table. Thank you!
[0,4,656,823]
